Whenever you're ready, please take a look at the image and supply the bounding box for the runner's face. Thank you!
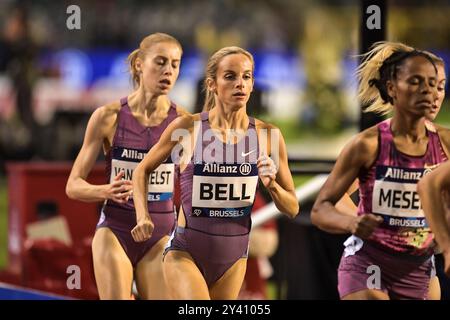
[212,53,254,110]
[139,42,181,95]
[388,56,438,119]
[427,63,446,121]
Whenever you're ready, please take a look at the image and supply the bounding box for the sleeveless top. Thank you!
[103,97,178,214]
[179,111,260,236]
[358,119,447,256]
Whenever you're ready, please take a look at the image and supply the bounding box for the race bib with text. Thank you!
[372,165,426,227]
[191,163,258,218]
[111,147,174,202]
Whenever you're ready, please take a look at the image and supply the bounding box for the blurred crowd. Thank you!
[0,0,449,168]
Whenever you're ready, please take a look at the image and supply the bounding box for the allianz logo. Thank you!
[120,148,146,160]
[202,163,252,175]
[384,167,422,180]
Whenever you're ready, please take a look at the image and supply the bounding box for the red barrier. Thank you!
[3,162,105,299]
[23,238,98,299]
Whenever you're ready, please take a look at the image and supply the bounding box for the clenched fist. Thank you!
[257,154,277,188]
[348,214,383,239]
[106,171,133,203]
[131,216,154,242]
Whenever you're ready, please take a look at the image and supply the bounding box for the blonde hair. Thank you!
[127,33,182,88]
[357,41,439,115]
[202,46,254,111]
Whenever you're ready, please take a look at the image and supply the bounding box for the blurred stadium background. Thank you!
[0,0,449,299]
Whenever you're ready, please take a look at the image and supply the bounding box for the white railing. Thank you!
[252,174,329,228]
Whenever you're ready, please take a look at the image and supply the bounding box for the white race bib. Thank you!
[191,163,258,218]
[372,166,426,227]
[111,159,174,202]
